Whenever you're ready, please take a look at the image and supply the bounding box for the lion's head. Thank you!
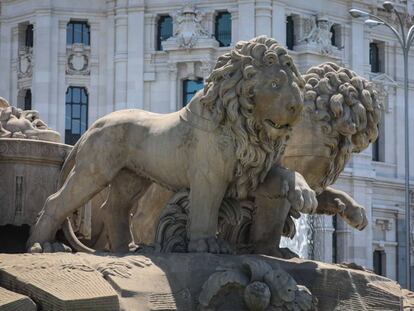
[200,36,305,199]
[283,62,382,193]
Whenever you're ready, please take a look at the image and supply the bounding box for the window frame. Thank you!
[24,89,32,111]
[370,42,380,73]
[65,86,89,145]
[156,15,173,51]
[25,24,34,48]
[286,15,295,50]
[182,78,204,107]
[214,11,232,47]
[66,21,90,46]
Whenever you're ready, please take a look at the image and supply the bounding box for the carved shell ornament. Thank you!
[198,258,318,311]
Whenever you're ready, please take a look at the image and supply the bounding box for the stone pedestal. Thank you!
[0,253,412,311]
[0,139,71,226]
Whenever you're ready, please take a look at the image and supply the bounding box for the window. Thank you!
[330,24,341,48]
[24,89,32,111]
[25,25,33,48]
[65,87,88,145]
[67,21,90,45]
[370,42,380,73]
[215,12,231,47]
[286,16,294,50]
[373,250,386,276]
[157,15,173,51]
[183,79,203,107]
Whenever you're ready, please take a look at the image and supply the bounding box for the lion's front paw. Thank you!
[288,172,318,214]
[188,237,234,254]
[28,242,72,253]
[339,201,368,230]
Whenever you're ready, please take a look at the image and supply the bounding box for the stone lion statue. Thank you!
[250,62,382,255]
[27,36,317,253]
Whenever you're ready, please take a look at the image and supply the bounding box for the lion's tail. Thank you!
[60,140,96,254]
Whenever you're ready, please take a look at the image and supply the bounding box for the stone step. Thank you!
[0,286,36,311]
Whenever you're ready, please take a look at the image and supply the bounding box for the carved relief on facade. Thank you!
[296,15,339,56]
[163,4,217,50]
[17,47,33,79]
[66,43,90,75]
[370,73,397,113]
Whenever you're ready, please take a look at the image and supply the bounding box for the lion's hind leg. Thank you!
[101,169,151,252]
[27,159,120,250]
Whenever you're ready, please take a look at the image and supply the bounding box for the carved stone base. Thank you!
[0,253,412,311]
[0,286,36,310]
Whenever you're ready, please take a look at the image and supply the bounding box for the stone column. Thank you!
[10,26,19,107]
[57,19,69,138]
[106,0,116,114]
[350,18,365,75]
[169,63,178,112]
[312,215,335,263]
[0,23,12,99]
[272,1,286,45]
[127,2,145,109]
[228,7,239,45]
[238,0,255,40]
[89,21,100,126]
[144,13,157,53]
[32,9,52,124]
[255,0,272,37]
[114,1,128,111]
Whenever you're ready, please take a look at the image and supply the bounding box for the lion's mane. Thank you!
[303,62,382,189]
[200,36,305,199]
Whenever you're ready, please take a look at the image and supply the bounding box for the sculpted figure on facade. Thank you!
[17,46,33,79]
[170,4,211,48]
[299,15,335,55]
[27,36,318,255]
[0,97,61,142]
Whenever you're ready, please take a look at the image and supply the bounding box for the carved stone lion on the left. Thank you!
[0,97,60,143]
[27,36,317,254]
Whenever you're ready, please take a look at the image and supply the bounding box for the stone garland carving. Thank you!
[154,189,255,253]
[66,43,90,75]
[169,4,211,48]
[0,97,60,143]
[297,15,336,55]
[18,47,33,79]
[198,258,318,311]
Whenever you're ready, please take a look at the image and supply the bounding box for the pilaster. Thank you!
[255,0,272,37]
[272,1,286,45]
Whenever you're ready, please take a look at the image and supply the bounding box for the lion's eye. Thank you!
[271,81,279,88]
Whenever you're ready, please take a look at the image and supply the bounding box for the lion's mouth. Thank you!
[264,119,291,130]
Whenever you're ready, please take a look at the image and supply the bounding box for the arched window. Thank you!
[67,21,90,46]
[286,16,294,50]
[373,249,386,276]
[215,12,231,47]
[65,87,88,145]
[182,79,203,107]
[25,24,33,48]
[24,89,32,111]
[157,15,173,51]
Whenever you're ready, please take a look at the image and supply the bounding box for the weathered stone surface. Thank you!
[0,253,412,311]
[0,286,36,311]
[0,253,119,310]
[0,139,71,227]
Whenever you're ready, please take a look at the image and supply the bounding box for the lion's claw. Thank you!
[28,242,72,253]
[188,237,234,254]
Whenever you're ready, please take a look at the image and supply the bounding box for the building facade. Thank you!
[1,0,414,287]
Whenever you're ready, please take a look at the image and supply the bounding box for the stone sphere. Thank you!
[244,281,271,311]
